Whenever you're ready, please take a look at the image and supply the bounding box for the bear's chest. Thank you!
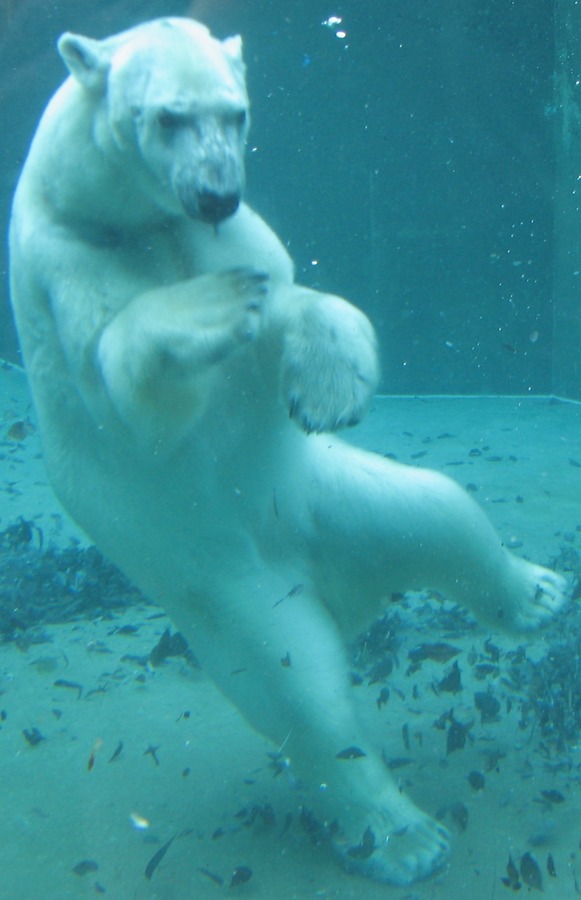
[108,224,200,287]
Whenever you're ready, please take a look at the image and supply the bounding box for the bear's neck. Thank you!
[33,81,175,233]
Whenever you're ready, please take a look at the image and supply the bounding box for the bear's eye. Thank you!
[157,110,182,130]
[235,110,247,129]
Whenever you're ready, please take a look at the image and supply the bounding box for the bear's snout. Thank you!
[197,189,240,224]
[174,164,242,223]
[169,118,245,223]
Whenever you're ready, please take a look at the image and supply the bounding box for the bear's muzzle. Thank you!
[197,189,240,223]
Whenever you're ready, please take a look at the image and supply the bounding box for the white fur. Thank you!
[9,18,568,885]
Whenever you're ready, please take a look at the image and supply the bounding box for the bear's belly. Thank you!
[37,373,311,611]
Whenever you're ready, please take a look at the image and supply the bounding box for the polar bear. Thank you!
[9,17,568,886]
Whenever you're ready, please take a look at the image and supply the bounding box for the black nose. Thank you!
[198,190,240,223]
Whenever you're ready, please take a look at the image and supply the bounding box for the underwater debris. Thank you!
[548,543,581,575]
[0,523,142,639]
[267,751,293,778]
[408,642,461,664]
[6,417,35,442]
[468,770,485,791]
[444,712,473,754]
[474,689,501,723]
[336,746,366,760]
[520,851,543,891]
[437,659,462,693]
[367,656,394,683]
[433,710,450,730]
[539,789,565,805]
[22,727,44,746]
[144,834,176,880]
[87,738,103,771]
[2,516,42,548]
[108,623,140,635]
[483,638,501,660]
[447,719,467,754]
[376,687,390,709]
[352,600,475,689]
[351,612,401,683]
[347,825,376,859]
[473,662,500,680]
[230,866,253,887]
[272,583,303,608]
[149,628,192,666]
[199,867,223,885]
[71,859,98,876]
[547,853,557,877]
[299,807,337,846]
[53,678,83,698]
[509,603,581,750]
[144,744,161,766]
[501,853,521,889]
[233,803,276,830]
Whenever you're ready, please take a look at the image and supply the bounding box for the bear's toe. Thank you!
[335,810,450,885]
[500,558,570,632]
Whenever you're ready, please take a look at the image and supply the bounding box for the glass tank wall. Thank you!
[554,0,581,400]
[0,0,579,399]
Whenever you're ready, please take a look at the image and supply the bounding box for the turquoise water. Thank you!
[1,3,580,898]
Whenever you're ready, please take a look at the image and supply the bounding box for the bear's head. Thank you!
[58,18,250,224]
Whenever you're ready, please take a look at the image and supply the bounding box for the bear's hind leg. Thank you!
[184,575,449,885]
[307,443,569,636]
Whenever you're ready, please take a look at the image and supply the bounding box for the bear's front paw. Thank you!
[281,295,380,433]
[212,267,268,347]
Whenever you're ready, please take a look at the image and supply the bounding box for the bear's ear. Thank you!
[57,32,110,92]
[222,34,243,62]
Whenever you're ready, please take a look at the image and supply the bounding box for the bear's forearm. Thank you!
[96,271,266,446]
